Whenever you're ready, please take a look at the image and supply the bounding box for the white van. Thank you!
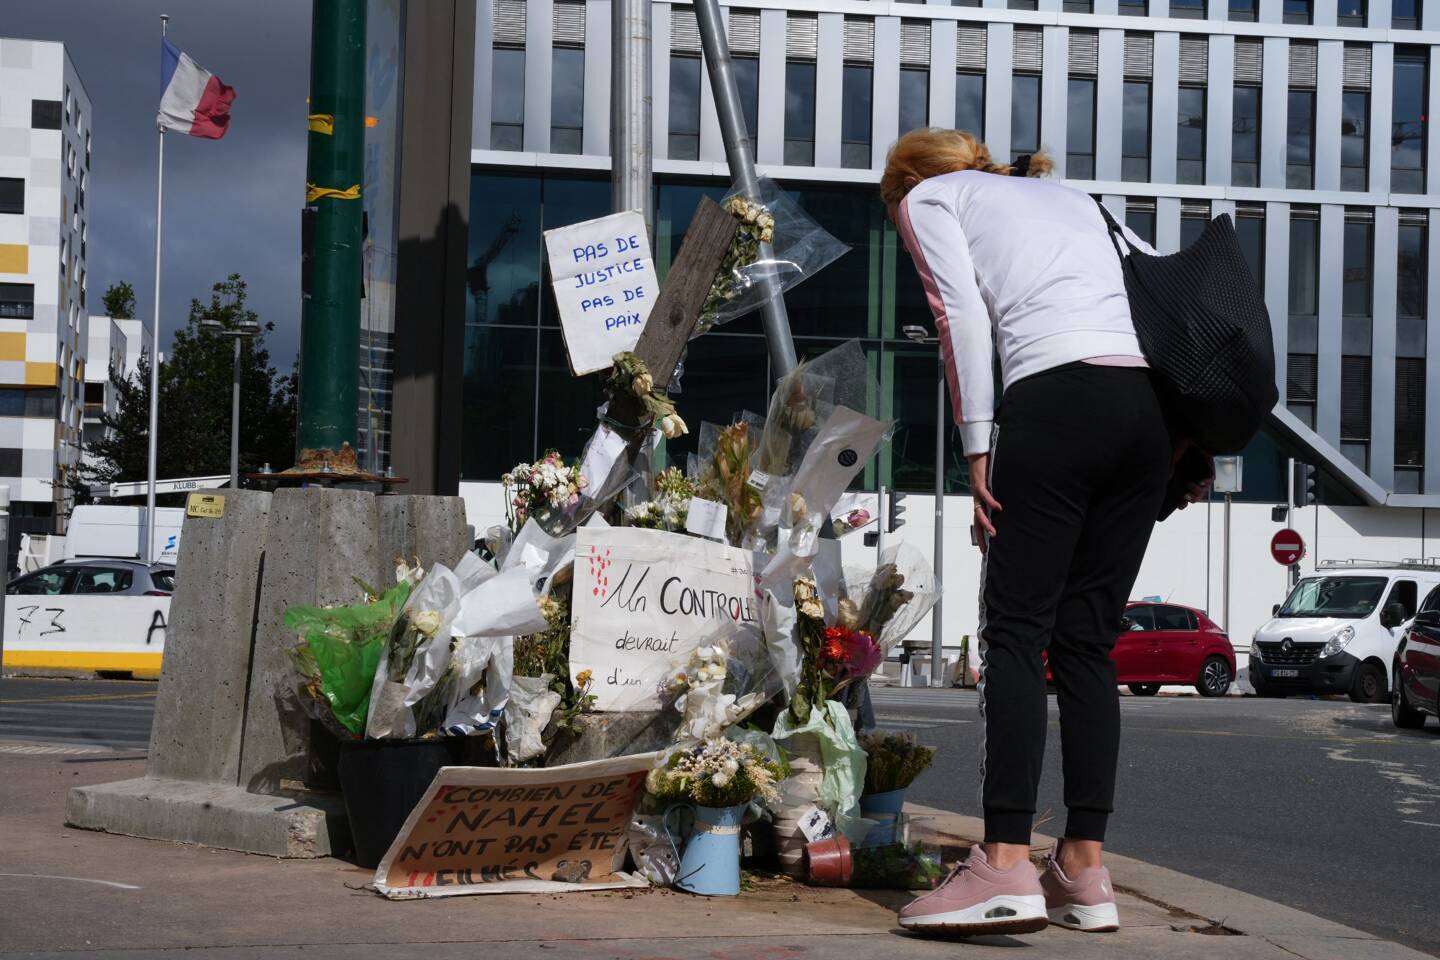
[1250,561,1440,703]
[63,505,185,564]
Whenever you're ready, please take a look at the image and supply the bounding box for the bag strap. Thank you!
[1091,196,1130,262]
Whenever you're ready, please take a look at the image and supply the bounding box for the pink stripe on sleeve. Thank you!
[895,195,965,424]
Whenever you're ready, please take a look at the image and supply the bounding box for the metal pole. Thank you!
[876,484,886,563]
[0,486,10,673]
[297,0,365,454]
[930,354,945,686]
[144,14,168,564]
[692,0,798,379]
[230,335,242,489]
[611,0,653,236]
[1223,492,1232,633]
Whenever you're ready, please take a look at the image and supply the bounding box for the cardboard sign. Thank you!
[374,754,657,898]
[570,526,760,711]
[185,493,225,519]
[543,211,659,376]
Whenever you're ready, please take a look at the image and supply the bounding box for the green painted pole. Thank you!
[298,0,365,454]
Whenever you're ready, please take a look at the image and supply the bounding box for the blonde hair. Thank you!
[880,128,1054,206]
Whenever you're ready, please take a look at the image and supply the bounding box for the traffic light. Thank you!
[888,491,907,532]
[1293,462,1318,507]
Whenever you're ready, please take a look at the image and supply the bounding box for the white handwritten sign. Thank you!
[543,211,659,376]
[569,526,760,712]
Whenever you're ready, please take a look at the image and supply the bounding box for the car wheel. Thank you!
[1127,684,1161,696]
[1349,661,1388,704]
[1392,663,1427,730]
[1197,657,1231,697]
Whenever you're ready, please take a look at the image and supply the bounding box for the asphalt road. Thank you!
[3,676,1439,953]
[871,685,1440,956]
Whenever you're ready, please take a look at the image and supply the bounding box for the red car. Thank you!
[1046,602,1237,697]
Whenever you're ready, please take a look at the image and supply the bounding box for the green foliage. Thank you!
[101,281,136,320]
[73,274,297,503]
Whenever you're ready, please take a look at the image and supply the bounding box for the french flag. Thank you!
[158,39,235,140]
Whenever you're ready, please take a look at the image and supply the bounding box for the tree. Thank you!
[102,281,136,320]
[73,274,296,502]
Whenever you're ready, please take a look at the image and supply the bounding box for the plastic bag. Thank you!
[504,672,562,763]
[628,814,679,886]
[284,581,412,737]
[443,634,513,737]
[695,177,849,336]
[772,699,868,841]
[843,541,942,654]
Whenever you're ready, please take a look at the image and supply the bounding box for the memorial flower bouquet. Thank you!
[502,450,586,532]
[670,640,767,742]
[646,738,785,809]
[607,351,687,439]
[788,577,883,725]
[696,421,762,547]
[860,731,936,795]
[697,195,776,336]
[625,466,695,531]
[831,507,873,536]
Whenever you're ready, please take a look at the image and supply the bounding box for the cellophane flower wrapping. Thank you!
[843,541,942,654]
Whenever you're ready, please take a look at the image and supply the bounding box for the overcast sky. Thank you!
[9,1,309,365]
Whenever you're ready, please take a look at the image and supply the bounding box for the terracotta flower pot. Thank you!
[804,835,853,886]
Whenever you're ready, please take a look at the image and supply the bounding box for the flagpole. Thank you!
[144,13,168,565]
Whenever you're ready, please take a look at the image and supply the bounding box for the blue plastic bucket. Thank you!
[672,803,745,896]
[860,788,907,847]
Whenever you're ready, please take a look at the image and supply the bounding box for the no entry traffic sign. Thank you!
[1271,529,1306,566]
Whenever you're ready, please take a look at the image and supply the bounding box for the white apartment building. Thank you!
[0,37,92,556]
[82,316,127,452]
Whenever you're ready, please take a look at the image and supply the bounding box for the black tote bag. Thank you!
[1093,200,1278,454]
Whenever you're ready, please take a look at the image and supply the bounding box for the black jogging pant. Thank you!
[977,363,1171,846]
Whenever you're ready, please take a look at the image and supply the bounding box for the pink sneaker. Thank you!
[1040,843,1120,932]
[897,844,1048,936]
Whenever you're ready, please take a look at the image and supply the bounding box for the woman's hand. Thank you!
[969,453,1001,553]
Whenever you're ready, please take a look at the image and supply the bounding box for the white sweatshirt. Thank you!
[895,170,1155,456]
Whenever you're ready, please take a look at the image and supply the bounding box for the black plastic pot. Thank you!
[337,738,461,868]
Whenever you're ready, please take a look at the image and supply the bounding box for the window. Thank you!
[1232,86,1262,186]
[1230,0,1257,19]
[1063,0,1093,9]
[1171,0,1205,16]
[75,568,134,594]
[1284,0,1312,23]
[1011,74,1041,156]
[1181,210,1208,248]
[1123,606,1156,630]
[735,55,760,158]
[1287,91,1316,189]
[842,64,873,169]
[0,388,61,418]
[30,100,61,130]
[550,47,584,155]
[1342,354,1372,469]
[0,283,34,320]
[668,55,702,160]
[1067,78,1097,180]
[1153,606,1199,631]
[785,61,817,165]
[1393,50,1428,194]
[1397,356,1425,484]
[1398,218,1427,322]
[1008,0,1038,8]
[1119,0,1147,14]
[1236,207,1265,287]
[0,178,21,215]
[490,47,525,150]
[11,567,75,596]
[152,569,176,593]
[1388,581,1420,619]
[1127,204,1156,247]
[1339,0,1366,25]
[956,72,985,139]
[1177,87,1206,185]
[1394,0,1422,28]
[899,67,929,136]
[1341,90,1369,191]
[1123,81,1151,182]
[1343,218,1373,319]
[1288,211,1320,427]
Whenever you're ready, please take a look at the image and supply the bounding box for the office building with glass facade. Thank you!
[467,0,1440,511]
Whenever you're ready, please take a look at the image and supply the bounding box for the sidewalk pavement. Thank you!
[0,747,1429,960]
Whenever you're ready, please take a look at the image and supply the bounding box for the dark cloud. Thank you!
[7,0,309,366]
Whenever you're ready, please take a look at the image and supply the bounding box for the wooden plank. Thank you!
[635,196,738,389]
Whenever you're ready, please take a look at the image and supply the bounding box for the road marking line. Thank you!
[0,691,157,705]
[0,873,140,890]
[875,714,974,725]
[0,741,115,756]
[1401,819,1440,828]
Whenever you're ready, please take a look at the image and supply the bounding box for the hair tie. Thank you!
[1011,154,1032,177]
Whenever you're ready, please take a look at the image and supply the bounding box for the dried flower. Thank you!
[659,413,689,439]
[411,610,443,638]
[632,372,654,396]
[576,669,593,686]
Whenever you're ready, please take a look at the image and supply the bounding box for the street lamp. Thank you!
[199,318,261,489]
[903,323,947,688]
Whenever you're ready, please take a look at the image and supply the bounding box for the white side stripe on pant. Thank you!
[976,422,999,813]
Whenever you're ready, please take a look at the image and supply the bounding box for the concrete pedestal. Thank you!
[67,489,470,858]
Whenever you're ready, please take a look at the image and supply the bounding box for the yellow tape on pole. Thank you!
[305,182,361,202]
[307,113,335,135]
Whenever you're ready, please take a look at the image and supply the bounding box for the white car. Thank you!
[1250,562,1440,702]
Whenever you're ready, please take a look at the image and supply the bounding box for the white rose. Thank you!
[411,610,443,637]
